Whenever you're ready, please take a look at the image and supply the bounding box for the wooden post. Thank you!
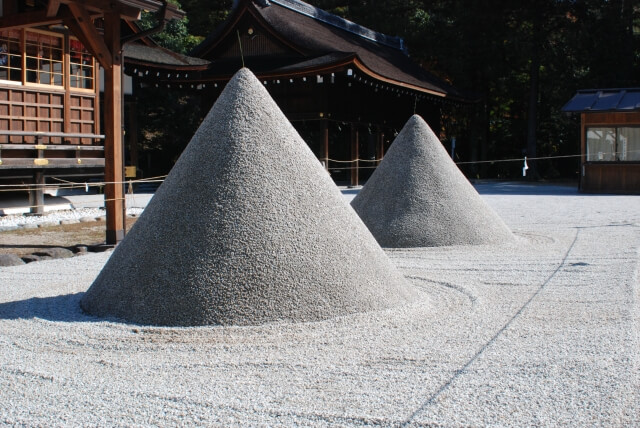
[350,123,359,186]
[579,112,586,192]
[322,119,329,171]
[29,171,44,215]
[103,12,125,244]
[63,34,71,141]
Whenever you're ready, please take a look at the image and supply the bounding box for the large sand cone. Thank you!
[351,115,514,247]
[80,68,414,326]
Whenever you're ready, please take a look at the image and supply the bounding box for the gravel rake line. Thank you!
[405,276,478,306]
[400,229,581,426]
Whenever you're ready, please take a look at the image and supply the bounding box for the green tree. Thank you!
[179,0,233,38]
[138,1,202,53]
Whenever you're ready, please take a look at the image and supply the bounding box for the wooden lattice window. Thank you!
[25,30,64,87]
[0,30,95,91]
[0,29,22,83]
[70,38,94,90]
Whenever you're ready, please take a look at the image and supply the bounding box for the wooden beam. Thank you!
[103,10,125,244]
[47,0,62,17]
[66,2,113,69]
[64,0,142,20]
[0,9,77,30]
[63,17,105,68]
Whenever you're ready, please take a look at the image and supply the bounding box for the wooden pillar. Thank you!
[29,171,44,215]
[321,119,329,171]
[103,12,125,244]
[63,34,71,139]
[350,123,359,186]
[579,113,586,191]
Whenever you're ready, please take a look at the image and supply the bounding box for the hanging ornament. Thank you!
[522,157,529,177]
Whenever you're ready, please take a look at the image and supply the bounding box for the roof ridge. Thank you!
[577,88,640,93]
[266,0,407,53]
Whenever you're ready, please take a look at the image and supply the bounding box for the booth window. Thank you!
[587,127,640,161]
[618,127,640,161]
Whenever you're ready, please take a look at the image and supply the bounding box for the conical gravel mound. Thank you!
[351,115,514,247]
[80,68,415,326]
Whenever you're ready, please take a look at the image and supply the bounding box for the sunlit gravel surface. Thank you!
[1,184,638,426]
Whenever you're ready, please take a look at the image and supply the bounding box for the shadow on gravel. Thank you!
[473,182,580,196]
[0,292,99,322]
[340,188,361,195]
[0,244,74,250]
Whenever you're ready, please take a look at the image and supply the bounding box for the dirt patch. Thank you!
[0,218,138,257]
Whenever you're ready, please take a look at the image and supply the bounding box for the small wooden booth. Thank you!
[0,0,182,244]
[562,89,640,194]
[143,0,468,186]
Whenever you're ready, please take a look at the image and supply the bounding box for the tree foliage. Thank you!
[137,1,202,53]
[322,0,640,179]
[132,1,205,177]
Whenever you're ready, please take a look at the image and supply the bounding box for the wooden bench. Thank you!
[0,131,105,215]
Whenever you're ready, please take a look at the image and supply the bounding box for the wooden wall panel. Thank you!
[583,112,640,126]
[582,163,640,194]
[69,94,96,144]
[1,86,96,144]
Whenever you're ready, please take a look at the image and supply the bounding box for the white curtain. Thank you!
[617,127,640,161]
[586,128,616,161]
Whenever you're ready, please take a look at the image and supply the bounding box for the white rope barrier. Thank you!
[0,149,638,192]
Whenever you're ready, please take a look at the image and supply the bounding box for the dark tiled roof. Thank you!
[562,89,640,112]
[124,43,210,68]
[269,0,405,51]
[193,0,465,100]
[200,52,354,78]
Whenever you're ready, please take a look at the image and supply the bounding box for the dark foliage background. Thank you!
[133,0,640,180]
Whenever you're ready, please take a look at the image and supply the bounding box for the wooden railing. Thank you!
[0,130,105,169]
[0,131,105,214]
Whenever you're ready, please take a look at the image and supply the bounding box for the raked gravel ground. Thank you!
[0,184,639,426]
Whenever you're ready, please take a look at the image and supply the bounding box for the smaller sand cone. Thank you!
[352,115,514,247]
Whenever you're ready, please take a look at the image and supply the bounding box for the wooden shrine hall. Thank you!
[0,0,187,244]
[144,0,469,186]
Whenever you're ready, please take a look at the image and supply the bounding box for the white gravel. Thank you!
[0,207,145,229]
[1,183,638,426]
[0,208,106,228]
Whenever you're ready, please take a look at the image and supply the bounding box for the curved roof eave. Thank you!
[190,0,470,102]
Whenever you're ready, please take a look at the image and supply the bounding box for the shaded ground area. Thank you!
[0,219,137,257]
